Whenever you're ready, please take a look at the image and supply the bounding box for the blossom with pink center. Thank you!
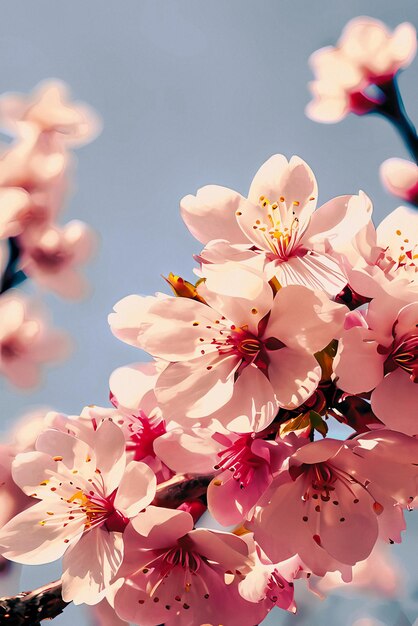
[0,292,69,388]
[346,206,418,293]
[334,283,418,434]
[380,158,418,206]
[0,80,101,147]
[18,220,95,299]
[307,17,417,123]
[252,431,418,577]
[109,263,347,432]
[47,399,171,484]
[113,506,271,626]
[0,420,157,605]
[183,154,372,296]
[155,426,289,525]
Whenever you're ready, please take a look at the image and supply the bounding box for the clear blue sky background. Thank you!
[0,2,417,624]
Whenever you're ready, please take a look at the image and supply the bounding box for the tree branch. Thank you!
[0,580,68,625]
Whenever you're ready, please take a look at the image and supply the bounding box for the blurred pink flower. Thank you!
[380,158,418,205]
[0,420,156,605]
[307,17,417,123]
[0,80,101,147]
[113,506,271,626]
[19,220,96,299]
[0,292,69,388]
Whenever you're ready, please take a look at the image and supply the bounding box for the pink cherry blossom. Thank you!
[0,420,157,605]
[113,506,271,626]
[252,431,418,577]
[109,264,346,431]
[307,17,417,123]
[380,158,418,205]
[346,205,418,294]
[334,283,418,434]
[0,122,68,191]
[0,80,101,147]
[156,425,289,525]
[183,154,372,296]
[18,220,95,299]
[47,398,171,483]
[0,292,69,388]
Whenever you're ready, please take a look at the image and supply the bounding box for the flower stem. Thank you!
[374,75,418,164]
[0,238,27,295]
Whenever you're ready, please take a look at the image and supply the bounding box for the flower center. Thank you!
[214,434,266,488]
[125,411,166,461]
[31,246,70,271]
[392,333,418,382]
[305,463,338,502]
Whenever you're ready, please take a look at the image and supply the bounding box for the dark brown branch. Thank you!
[0,580,68,625]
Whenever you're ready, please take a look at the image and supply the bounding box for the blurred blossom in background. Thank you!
[0,1,418,625]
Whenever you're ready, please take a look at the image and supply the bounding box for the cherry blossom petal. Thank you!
[210,364,277,432]
[198,262,273,332]
[188,528,250,570]
[371,369,418,435]
[380,159,418,203]
[90,420,127,493]
[109,362,158,413]
[180,185,247,245]
[248,155,318,222]
[108,294,167,348]
[306,191,373,252]
[128,507,194,551]
[155,353,238,420]
[0,500,84,565]
[334,326,385,394]
[154,429,223,474]
[61,528,123,605]
[113,295,220,361]
[268,347,321,409]
[11,450,58,496]
[265,285,346,353]
[35,429,94,472]
[113,461,156,517]
[271,251,347,296]
[208,462,272,525]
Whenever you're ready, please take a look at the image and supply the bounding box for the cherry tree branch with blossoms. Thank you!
[1,14,418,626]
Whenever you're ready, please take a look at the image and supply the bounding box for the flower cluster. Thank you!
[0,81,99,388]
[0,15,418,626]
[307,17,418,212]
[1,151,417,626]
